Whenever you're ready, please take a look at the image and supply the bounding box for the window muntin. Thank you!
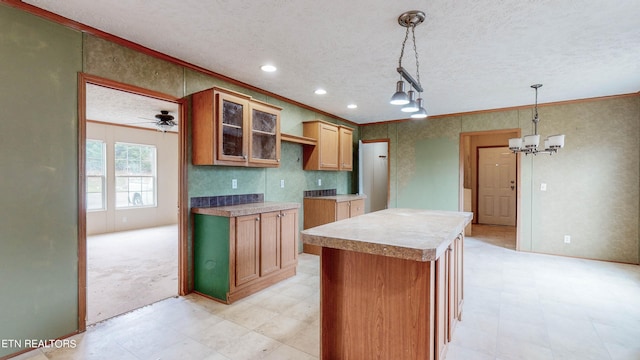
[114,142,157,208]
[86,139,106,211]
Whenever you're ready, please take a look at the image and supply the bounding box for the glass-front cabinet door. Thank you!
[191,87,281,167]
[216,90,250,164]
[249,102,280,166]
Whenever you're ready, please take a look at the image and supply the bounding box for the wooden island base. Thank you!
[321,247,436,359]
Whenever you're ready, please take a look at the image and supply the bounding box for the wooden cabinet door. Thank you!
[280,208,298,268]
[454,235,464,320]
[260,211,281,276]
[336,201,350,221]
[216,90,250,165]
[249,101,281,167]
[435,249,450,360]
[235,215,260,286]
[319,123,339,170]
[349,199,365,218]
[339,126,353,171]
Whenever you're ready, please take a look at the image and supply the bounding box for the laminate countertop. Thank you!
[300,208,472,262]
[192,202,300,217]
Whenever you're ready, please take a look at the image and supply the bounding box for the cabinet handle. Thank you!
[277,214,281,218]
[277,159,280,162]
[255,217,260,221]
[281,213,286,217]
[243,155,247,160]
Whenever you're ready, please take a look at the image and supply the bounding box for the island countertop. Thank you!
[300,208,472,261]
[192,201,300,217]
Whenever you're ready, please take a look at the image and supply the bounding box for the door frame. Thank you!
[77,73,189,331]
[459,129,521,248]
[360,139,391,210]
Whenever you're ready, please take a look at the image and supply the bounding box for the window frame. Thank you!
[86,139,106,211]
[114,142,158,209]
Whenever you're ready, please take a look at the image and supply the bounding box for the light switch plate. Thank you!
[280,179,285,188]
[232,179,237,189]
[317,179,322,186]
[540,183,547,191]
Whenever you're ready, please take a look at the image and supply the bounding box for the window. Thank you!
[86,139,106,211]
[115,142,157,208]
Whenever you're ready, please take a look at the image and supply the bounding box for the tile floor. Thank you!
[13,225,640,360]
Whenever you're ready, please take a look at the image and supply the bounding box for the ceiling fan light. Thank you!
[411,98,428,118]
[390,81,409,105]
[401,90,419,112]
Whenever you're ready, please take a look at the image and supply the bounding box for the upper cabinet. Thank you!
[192,87,281,167]
[302,120,353,171]
[338,126,353,171]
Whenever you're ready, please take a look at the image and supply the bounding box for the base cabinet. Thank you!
[194,207,298,303]
[303,196,365,255]
[435,234,464,360]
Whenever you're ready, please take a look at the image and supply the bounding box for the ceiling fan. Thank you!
[133,110,177,132]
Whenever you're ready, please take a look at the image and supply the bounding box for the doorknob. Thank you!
[511,185,515,190]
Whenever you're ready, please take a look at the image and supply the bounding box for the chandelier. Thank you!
[389,10,427,119]
[509,84,565,155]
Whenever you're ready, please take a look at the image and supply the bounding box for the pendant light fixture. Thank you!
[389,10,428,119]
[509,84,565,155]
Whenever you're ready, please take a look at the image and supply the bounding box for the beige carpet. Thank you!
[87,225,178,324]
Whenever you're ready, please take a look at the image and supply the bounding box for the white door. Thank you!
[478,147,516,226]
[359,141,389,213]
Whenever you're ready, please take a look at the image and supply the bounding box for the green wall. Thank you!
[0,5,82,357]
[362,96,640,264]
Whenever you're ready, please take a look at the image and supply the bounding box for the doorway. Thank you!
[359,140,390,213]
[78,73,188,330]
[459,130,520,247]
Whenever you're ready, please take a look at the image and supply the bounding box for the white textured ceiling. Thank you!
[24,0,640,124]
[86,84,179,132]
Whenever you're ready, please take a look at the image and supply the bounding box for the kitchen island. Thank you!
[300,208,473,360]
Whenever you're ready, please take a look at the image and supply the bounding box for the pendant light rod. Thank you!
[397,66,423,92]
[531,83,542,135]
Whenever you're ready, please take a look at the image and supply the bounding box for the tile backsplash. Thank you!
[190,193,264,208]
[304,189,337,197]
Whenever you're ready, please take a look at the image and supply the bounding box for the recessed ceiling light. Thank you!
[260,64,277,72]
[314,89,327,95]
[347,104,358,109]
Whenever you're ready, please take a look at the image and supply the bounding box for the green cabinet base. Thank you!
[194,214,230,302]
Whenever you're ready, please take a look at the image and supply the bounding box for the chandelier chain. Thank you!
[398,25,410,70]
[412,25,421,90]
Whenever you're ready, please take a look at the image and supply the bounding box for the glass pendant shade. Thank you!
[411,98,428,118]
[509,138,523,150]
[390,81,409,105]
[401,90,419,112]
[547,134,565,149]
[523,134,540,149]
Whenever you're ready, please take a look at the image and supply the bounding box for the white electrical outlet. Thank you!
[232,179,237,189]
[317,179,322,186]
[540,183,547,191]
[564,235,571,244]
[280,179,285,188]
